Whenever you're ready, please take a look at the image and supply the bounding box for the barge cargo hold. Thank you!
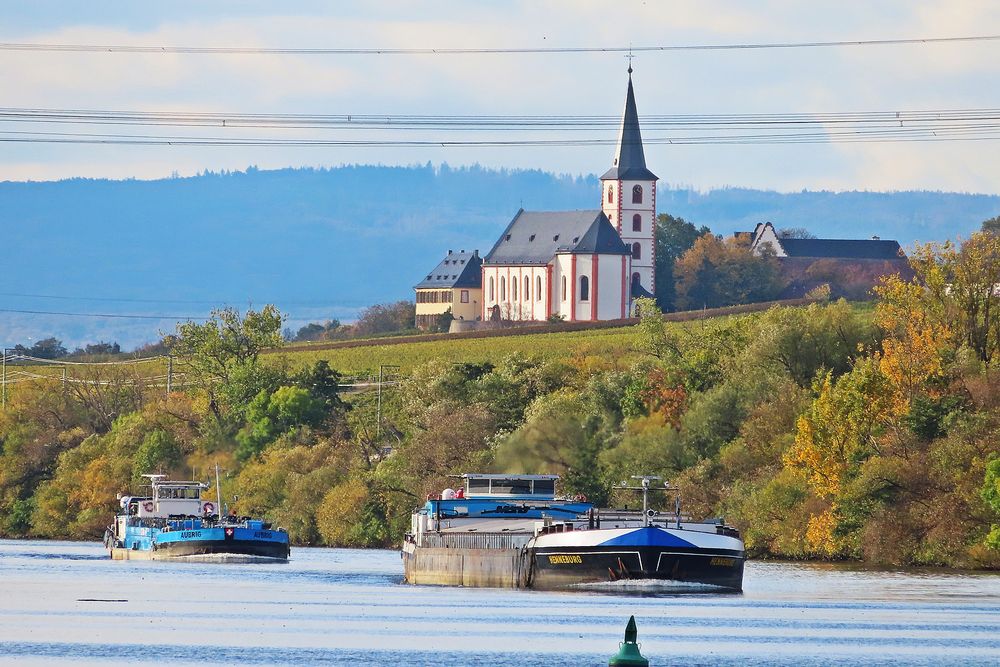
[402,474,744,591]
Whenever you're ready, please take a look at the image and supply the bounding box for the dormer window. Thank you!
[572,237,579,244]
[529,234,535,242]
[553,234,559,242]
[505,234,511,241]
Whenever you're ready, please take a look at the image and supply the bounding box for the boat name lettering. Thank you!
[180,530,202,539]
[547,554,582,564]
[254,531,272,539]
[710,557,736,567]
[493,505,529,514]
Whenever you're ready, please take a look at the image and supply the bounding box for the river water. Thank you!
[1,539,998,666]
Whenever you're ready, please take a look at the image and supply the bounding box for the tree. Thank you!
[982,215,1000,235]
[673,233,784,310]
[352,301,415,337]
[654,214,711,311]
[887,233,1000,365]
[15,338,68,359]
[170,305,284,422]
[778,227,816,239]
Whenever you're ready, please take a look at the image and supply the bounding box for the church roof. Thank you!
[777,238,906,260]
[414,249,482,289]
[601,72,658,182]
[484,209,630,265]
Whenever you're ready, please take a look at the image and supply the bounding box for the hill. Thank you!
[2,164,999,347]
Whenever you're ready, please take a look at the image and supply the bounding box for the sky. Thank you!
[2,1,1000,193]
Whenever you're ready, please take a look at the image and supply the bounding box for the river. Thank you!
[1,539,998,665]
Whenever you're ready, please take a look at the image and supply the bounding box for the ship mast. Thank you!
[215,462,223,523]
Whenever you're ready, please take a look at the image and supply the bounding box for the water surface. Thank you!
[1,539,998,665]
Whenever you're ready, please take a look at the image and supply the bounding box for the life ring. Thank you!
[202,501,215,514]
[142,501,154,512]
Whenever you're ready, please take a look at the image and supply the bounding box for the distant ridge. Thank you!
[1,163,998,347]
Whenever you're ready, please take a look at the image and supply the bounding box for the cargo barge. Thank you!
[401,474,744,591]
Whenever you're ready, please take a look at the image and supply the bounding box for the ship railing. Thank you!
[417,531,532,550]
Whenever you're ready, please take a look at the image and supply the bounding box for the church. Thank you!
[481,68,657,323]
[414,68,658,327]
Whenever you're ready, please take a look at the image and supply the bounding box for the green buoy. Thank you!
[608,615,649,666]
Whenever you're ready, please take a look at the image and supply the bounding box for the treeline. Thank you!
[2,234,1000,567]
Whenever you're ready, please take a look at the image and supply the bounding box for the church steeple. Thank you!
[601,69,657,181]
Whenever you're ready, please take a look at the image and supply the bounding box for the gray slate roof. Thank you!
[601,73,658,182]
[414,250,482,289]
[778,238,905,260]
[484,209,630,265]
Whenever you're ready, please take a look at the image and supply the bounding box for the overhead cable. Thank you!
[0,34,999,55]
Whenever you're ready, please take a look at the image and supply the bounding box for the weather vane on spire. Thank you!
[626,46,634,74]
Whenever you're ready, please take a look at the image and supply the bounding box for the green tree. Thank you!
[982,215,1000,234]
[171,305,284,422]
[983,455,1000,549]
[654,214,711,311]
[235,385,326,461]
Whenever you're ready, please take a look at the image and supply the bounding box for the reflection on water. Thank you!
[2,539,999,666]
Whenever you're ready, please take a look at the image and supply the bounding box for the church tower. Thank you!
[600,67,658,298]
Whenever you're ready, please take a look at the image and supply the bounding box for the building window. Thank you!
[607,185,614,203]
[536,276,542,301]
[632,214,641,232]
[524,276,530,301]
[580,276,590,302]
[561,276,567,301]
[632,242,641,260]
[500,276,506,301]
[631,272,641,292]
[512,279,518,301]
[632,185,643,204]
[489,276,494,301]
[461,290,469,303]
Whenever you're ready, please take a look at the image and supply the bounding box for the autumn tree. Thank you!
[673,233,784,310]
[654,213,711,311]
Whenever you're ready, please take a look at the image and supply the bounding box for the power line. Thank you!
[4,106,1000,146]
[1,34,999,55]
[0,290,372,308]
[0,307,206,320]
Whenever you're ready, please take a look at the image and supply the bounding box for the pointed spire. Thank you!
[601,68,657,182]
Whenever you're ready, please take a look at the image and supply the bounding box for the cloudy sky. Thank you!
[2,1,1000,192]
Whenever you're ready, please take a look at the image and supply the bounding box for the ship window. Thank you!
[532,479,555,496]
[491,479,532,495]
[467,478,490,494]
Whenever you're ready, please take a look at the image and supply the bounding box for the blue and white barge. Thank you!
[105,475,289,561]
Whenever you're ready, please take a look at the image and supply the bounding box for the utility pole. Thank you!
[166,355,173,395]
[2,347,7,410]
[375,364,399,440]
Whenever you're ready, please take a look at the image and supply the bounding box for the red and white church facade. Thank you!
[481,69,658,323]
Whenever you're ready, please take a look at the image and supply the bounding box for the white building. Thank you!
[481,68,657,323]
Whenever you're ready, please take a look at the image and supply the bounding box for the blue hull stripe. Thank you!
[596,526,697,548]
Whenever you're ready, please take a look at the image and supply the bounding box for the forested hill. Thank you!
[2,163,999,347]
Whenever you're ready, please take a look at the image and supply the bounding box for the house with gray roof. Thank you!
[746,221,911,299]
[414,249,482,329]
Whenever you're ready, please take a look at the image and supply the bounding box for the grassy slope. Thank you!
[271,325,645,375]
